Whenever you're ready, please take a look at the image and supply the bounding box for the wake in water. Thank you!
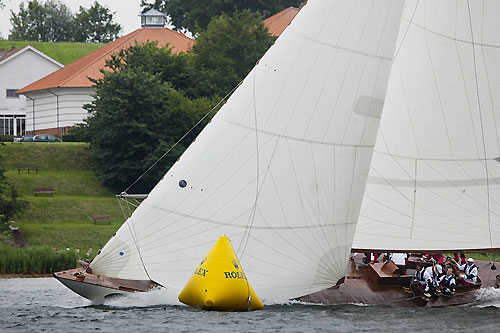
[86,285,500,310]
[472,287,500,308]
[96,287,184,308]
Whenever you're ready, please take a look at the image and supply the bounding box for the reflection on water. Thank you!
[1,278,500,332]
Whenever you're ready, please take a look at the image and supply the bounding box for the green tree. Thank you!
[0,156,26,232]
[141,0,302,33]
[73,1,121,43]
[191,10,275,97]
[9,0,73,42]
[106,42,200,98]
[85,42,215,192]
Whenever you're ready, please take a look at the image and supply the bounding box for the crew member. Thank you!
[413,263,428,290]
[388,253,407,275]
[456,258,478,285]
[454,252,466,264]
[432,253,445,265]
[438,268,456,294]
[426,263,443,290]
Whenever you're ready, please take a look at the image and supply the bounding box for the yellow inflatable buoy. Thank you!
[178,235,263,311]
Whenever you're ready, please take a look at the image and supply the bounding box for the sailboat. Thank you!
[55,0,500,307]
[298,0,500,306]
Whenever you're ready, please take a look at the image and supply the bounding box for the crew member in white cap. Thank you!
[452,257,478,285]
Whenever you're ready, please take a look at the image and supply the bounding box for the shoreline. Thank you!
[0,273,53,278]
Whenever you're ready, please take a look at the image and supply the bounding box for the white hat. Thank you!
[435,265,443,274]
[467,258,474,263]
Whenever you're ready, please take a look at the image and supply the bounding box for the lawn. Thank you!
[0,40,104,65]
[1,142,129,252]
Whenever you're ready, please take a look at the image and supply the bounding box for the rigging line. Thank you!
[136,132,275,239]
[310,143,344,276]
[126,196,154,282]
[467,0,492,248]
[123,80,243,194]
[285,138,341,275]
[239,63,261,302]
[115,195,153,281]
[410,158,417,239]
[477,1,500,153]
[238,66,262,260]
[392,0,420,62]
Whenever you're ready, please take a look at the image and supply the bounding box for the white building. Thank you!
[15,8,299,136]
[0,46,63,136]
[17,10,194,136]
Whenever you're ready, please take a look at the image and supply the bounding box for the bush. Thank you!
[62,134,84,142]
[0,135,15,142]
[0,246,79,274]
[65,124,90,142]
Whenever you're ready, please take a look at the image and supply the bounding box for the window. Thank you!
[0,117,14,135]
[6,89,19,98]
[0,115,26,136]
[16,118,26,136]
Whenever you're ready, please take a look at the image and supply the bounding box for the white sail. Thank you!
[353,0,500,252]
[91,0,404,300]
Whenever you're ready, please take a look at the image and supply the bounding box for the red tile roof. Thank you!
[0,47,23,63]
[263,7,300,37]
[18,28,194,93]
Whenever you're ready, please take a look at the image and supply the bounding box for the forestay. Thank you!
[353,0,500,252]
[91,0,404,300]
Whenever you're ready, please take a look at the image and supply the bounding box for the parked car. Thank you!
[13,137,22,142]
[32,134,62,142]
[20,135,34,142]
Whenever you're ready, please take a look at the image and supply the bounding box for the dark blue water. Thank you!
[1,278,499,332]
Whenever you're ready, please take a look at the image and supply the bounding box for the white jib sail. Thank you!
[353,0,500,252]
[91,0,404,300]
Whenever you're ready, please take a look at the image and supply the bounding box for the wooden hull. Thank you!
[296,256,500,307]
[53,268,156,303]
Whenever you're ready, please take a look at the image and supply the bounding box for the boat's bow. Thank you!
[54,268,157,303]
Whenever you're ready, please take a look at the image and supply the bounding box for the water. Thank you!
[1,278,500,332]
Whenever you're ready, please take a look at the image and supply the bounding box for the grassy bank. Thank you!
[0,246,78,274]
[2,142,125,253]
[0,40,104,65]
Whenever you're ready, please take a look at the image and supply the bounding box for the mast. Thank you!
[353,0,500,252]
[91,0,405,300]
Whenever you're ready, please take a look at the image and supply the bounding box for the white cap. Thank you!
[467,258,474,263]
[435,265,442,274]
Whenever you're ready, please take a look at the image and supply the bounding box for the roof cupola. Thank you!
[140,9,167,28]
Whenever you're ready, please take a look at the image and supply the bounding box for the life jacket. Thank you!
[415,268,425,281]
[441,275,455,288]
[465,264,477,277]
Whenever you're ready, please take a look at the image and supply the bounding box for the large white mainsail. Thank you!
[91,0,404,300]
[353,0,500,252]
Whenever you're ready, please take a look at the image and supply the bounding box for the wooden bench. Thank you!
[92,215,111,224]
[17,164,40,174]
[34,186,54,196]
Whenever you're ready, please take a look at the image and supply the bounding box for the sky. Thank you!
[0,0,143,39]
